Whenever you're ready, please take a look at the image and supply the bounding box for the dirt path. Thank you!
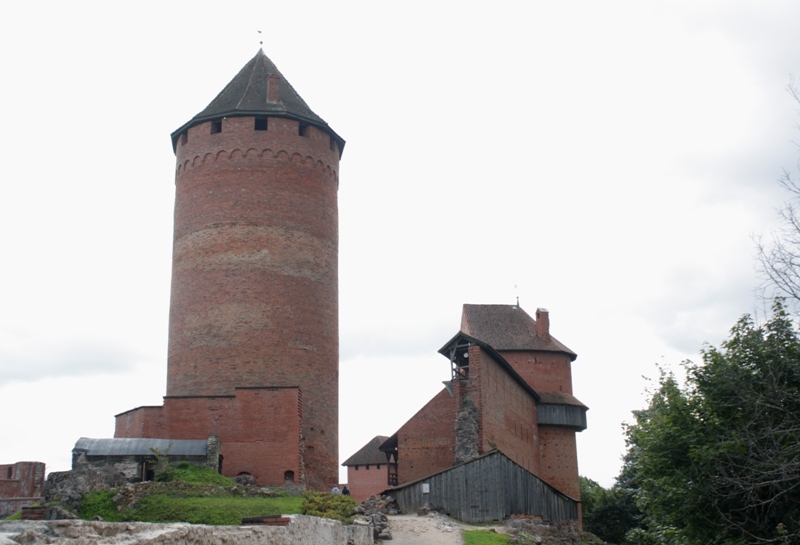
[386,513,505,545]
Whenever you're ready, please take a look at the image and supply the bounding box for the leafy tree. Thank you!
[623,300,800,544]
[581,476,639,544]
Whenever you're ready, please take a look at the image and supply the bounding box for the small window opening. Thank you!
[211,120,222,134]
[377,464,381,470]
[254,118,268,131]
[180,132,188,146]
[299,123,308,137]
[355,465,359,471]
[329,137,335,151]
[7,467,12,479]
[366,464,370,470]
[284,470,295,483]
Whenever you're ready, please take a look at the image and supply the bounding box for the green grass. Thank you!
[3,511,22,521]
[73,462,312,525]
[463,529,511,545]
[79,488,303,525]
[130,494,303,525]
[79,491,121,521]
[166,462,235,486]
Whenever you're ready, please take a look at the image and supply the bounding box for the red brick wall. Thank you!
[0,462,45,517]
[347,463,389,503]
[500,351,574,395]
[167,115,340,490]
[469,347,540,475]
[115,387,301,486]
[538,425,580,499]
[397,388,456,484]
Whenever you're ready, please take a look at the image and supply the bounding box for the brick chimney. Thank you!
[267,74,280,102]
[535,308,550,341]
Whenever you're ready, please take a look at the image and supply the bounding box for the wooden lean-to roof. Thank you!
[170,49,345,155]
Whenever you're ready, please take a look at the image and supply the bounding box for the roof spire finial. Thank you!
[514,284,519,308]
[258,29,263,47]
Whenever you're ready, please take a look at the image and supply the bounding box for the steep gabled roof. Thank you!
[461,304,576,360]
[171,49,345,154]
[342,435,390,466]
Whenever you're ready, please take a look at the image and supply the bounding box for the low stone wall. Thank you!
[0,515,373,545]
[0,496,42,520]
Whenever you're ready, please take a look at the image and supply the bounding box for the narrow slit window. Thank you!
[299,123,308,137]
[180,132,188,145]
[211,120,222,134]
[254,118,268,131]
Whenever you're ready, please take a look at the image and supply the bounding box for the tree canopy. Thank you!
[620,300,800,545]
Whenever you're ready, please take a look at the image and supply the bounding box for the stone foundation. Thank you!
[0,515,372,545]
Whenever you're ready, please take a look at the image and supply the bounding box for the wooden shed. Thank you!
[387,449,579,523]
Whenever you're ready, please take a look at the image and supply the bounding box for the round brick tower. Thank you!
[167,50,344,490]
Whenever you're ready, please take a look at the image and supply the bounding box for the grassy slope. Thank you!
[77,463,305,525]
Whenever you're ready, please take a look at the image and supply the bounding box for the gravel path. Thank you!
[386,513,505,545]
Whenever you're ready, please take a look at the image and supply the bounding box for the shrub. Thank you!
[300,490,357,522]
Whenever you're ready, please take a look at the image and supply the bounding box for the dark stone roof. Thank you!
[342,436,390,466]
[171,49,345,154]
[461,304,577,360]
[73,437,208,457]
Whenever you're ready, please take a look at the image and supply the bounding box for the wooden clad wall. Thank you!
[391,451,578,523]
[537,403,587,429]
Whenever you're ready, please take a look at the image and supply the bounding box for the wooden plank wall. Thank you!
[392,451,578,523]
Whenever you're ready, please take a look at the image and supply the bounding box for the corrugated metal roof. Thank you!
[460,304,577,360]
[342,436,390,466]
[73,437,208,457]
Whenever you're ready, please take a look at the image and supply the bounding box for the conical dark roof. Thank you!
[171,49,344,154]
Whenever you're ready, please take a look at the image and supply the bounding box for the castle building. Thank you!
[115,50,344,490]
[345,304,587,513]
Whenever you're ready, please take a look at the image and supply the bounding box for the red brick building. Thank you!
[115,49,344,490]
[351,304,587,501]
[0,462,45,518]
[341,436,391,503]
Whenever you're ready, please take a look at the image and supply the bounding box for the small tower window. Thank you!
[329,137,335,151]
[180,132,188,146]
[211,120,222,134]
[254,118,268,131]
[7,467,12,479]
[299,123,308,137]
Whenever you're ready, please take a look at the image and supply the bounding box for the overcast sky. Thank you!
[2,0,800,488]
